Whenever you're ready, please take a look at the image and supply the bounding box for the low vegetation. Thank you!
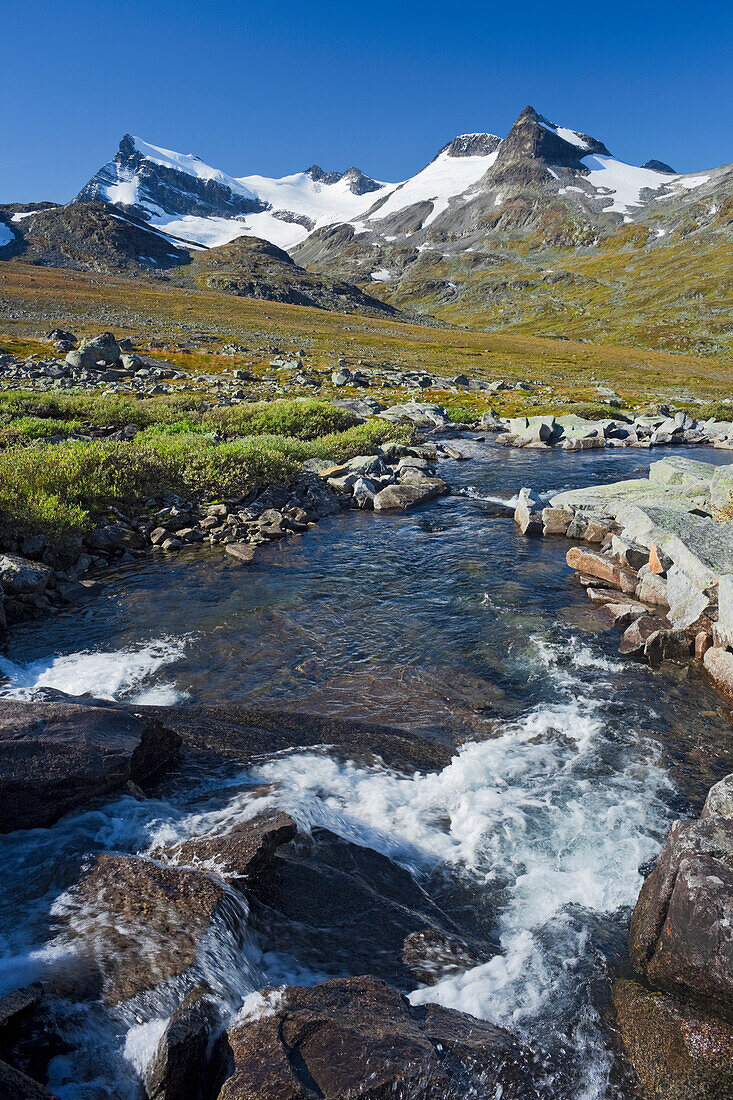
[0,396,411,541]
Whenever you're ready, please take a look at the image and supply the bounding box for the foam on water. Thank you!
[0,637,187,702]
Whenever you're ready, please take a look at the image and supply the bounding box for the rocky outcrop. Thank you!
[515,458,733,685]
[0,700,180,831]
[614,775,733,1099]
[218,975,546,1100]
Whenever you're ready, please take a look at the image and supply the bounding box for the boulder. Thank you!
[78,331,121,366]
[566,546,636,590]
[218,975,545,1100]
[0,554,52,596]
[714,574,733,647]
[514,487,543,536]
[0,1060,57,1099]
[703,647,733,697]
[225,543,255,564]
[541,507,571,536]
[643,628,692,668]
[160,810,297,880]
[619,614,672,656]
[702,774,733,820]
[613,979,733,1100]
[665,566,715,631]
[637,572,669,607]
[247,828,479,988]
[373,479,447,511]
[145,988,222,1100]
[0,700,181,832]
[628,815,733,1010]
[68,854,229,1004]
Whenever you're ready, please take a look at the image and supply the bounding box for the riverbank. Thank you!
[514,455,733,699]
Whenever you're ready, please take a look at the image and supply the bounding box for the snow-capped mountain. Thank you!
[72,107,718,261]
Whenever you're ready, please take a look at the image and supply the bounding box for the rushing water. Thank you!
[1,440,732,1099]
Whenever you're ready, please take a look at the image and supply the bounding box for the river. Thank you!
[1,440,732,1099]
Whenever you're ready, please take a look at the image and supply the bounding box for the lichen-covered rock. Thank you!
[613,979,733,1100]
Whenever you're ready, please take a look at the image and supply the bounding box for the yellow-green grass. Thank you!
[1,261,732,417]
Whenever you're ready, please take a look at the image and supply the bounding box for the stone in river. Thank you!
[219,975,547,1100]
[225,543,255,564]
[68,854,229,1005]
[514,486,543,535]
[542,506,571,535]
[619,614,672,656]
[643,628,692,667]
[702,774,733,820]
[373,478,447,511]
[145,987,222,1100]
[0,700,181,832]
[612,979,733,1100]
[160,810,296,880]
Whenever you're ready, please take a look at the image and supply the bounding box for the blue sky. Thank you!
[3,0,732,202]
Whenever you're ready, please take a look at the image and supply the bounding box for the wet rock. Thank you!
[0,554,53,596]
[613,979,733,1100]
[619,614,672,656]
[248,828,476,987]
[145,988,222,1100]
[0,1059,58,1098]
[628,815,733,1010]
[219,975,545,1100]
[373,478,447,511]
[402,928,487,986]
[225,543,255,564]
[0,700,181,831]
[141,704,453,775]
[69,854,229,1005]
[161,810,297,879]
[643,629,692,668]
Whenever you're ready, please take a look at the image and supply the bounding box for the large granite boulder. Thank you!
[0,554,52,596]
[0,701,181,831]
[218,975,546,1100]
[628,814,733,1011]
[613,979,733,1100]
[372,478,447,511]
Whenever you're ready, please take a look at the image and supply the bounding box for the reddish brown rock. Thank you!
[566,546,636,590]
[161,810,297,879]
[612,979,733,1100]
[628,816,733,1011]
[69,854,228,1005]
[703,647,733,698]
[218,975,546,1100]
[619,615,672,656]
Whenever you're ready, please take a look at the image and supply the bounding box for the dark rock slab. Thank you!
[247,828,484,988]
[140,703,454,773]
[0,1059,58,1099]
[219,975,546,1100]
[629,815,733,1010]
[160,810,297,879]
[613,979,733,1100]
[0,701,181,832]
[145,988,223,1100]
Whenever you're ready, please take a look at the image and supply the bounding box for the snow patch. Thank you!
[368,148,498,225]
[370,268,391,281]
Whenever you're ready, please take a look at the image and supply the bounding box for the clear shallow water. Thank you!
[2,440,733,1099]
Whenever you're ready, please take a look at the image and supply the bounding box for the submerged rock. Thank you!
[218,975,546,1100]
[68,854,230,1005]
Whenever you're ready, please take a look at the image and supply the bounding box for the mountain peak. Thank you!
[495,106,610,172]
[305,165,381,195]
[642,158,676,174]
[438,133,502,159]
